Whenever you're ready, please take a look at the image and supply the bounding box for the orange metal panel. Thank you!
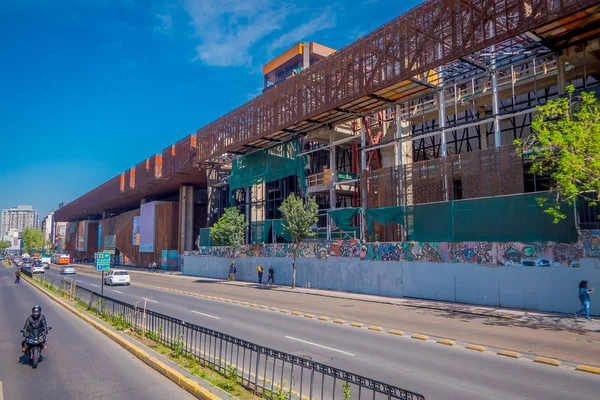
[263,43,303,76]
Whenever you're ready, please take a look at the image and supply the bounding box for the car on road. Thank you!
[40,262,50,270]
[104,270,130,286]
[31,264,45,274]
[60,265,76,275]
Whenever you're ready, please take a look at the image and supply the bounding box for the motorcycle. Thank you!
[21,326,52,368]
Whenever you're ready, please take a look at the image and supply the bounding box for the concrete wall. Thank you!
[182,255,600,315]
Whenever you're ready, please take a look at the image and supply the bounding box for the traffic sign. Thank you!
[96,252,111,271]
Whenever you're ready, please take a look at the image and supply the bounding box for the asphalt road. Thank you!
[72,263,600,367]
[45,267,600,400]
[0,267,193,400]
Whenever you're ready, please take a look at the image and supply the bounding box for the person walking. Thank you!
[257,265,263,286]
[151,261,157,272]
[14,269,21,284]
[576,280,594,320]
[148,262,152,273]
[267,265,274,285]
[229,263,236,281]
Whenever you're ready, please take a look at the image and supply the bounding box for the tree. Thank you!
[515,85,600,222]
[210,207,248,269]
[22,228,44,253]
[279,193,319,288]
[0,240,10,253]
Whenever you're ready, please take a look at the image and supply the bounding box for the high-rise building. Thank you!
[1,205,39,236]
[41,212,55,244]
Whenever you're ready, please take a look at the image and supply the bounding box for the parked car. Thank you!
[60,265,76,275]
[103,270,130,286]
[31,265,45,274]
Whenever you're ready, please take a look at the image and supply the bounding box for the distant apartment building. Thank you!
[1,205,39,236]
[53,221,67,251]
[2,229,21,254]
[41,212,54,244]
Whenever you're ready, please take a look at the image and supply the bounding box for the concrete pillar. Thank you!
[179,185,195,252]
[102,211,109,219]
[328,132,336,241]
[360,119,367,240]
[491,46,502,148]
[303,42,310,69]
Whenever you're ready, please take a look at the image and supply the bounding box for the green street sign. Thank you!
[96,252,111,271]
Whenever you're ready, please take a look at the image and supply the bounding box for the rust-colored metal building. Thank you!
[55,0,600,265]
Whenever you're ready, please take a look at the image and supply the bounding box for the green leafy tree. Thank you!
[210,207,248,269]
[0,240,11,253]
[279,194,319,288]
[515,85,600,222]
[22,228,45,253]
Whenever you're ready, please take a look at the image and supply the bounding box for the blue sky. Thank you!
[0,0,421,219]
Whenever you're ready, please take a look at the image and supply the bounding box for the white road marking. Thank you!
[90,284,100,287]
[284,336,355,356]
[191,311,220,320]
[144,298,159,303]
[112,290,123,294]
[0,380,3,400]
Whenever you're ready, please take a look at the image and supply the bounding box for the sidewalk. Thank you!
[74,263,600,333]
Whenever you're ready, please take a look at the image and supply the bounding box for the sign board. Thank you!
[96,251,111,271]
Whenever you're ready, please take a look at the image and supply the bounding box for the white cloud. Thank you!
[268,9,337,54]
[154,14,173,33]
[183,0,337,68]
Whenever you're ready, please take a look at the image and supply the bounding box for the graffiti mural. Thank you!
[187,230,600,267]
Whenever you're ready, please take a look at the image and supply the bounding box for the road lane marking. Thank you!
[90,284,100,287]
[144,298,159,303]
[0,380,3,400]
[112,290,123,294]
[284,336,355,356]
[191,311,220,320]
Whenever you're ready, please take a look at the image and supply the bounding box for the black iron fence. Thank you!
[50,278,424,400]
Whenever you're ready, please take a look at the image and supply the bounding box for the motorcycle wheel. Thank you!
[32,347,39,369]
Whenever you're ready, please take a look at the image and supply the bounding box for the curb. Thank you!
[466,344,485,352]
[534,357,560,367]
[576,365,600,375]
[437,339,455,346]
[411,334,428,341]
[23,276,222,400]
[497,350,520,359]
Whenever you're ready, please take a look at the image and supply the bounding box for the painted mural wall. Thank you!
[187,230,600,267]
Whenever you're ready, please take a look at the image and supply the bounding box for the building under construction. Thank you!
[55,0,600,266]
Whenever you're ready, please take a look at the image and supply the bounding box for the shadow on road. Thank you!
[418,306,599,335]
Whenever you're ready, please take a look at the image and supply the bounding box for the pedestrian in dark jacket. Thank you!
[267,266,274,285]
[14,269,21,284]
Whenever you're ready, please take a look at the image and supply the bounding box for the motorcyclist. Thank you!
[22,305,48,354]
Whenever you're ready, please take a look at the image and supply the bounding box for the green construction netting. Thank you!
[229,139,307,194]
[199,228,211,247]
[328,208,362,231]
[251,220,273,244]
[365,206,404,236]
[404,202,454,242]
[453,193,577,242]
[366,193,577,243]
[273,219,293,243]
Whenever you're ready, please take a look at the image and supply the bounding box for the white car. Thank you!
[31,265,45,274]
[60,265,76,275]
[104,270,131,286]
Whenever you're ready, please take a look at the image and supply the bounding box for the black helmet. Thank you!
[32,305,41,320]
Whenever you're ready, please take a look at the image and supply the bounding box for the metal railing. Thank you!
[57,279,424,400]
